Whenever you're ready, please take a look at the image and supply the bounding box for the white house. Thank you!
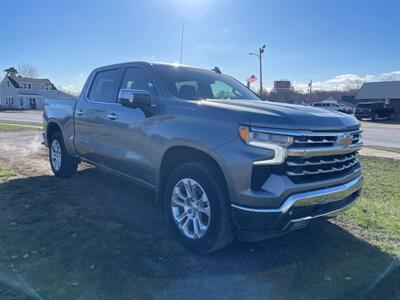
[0,75,72,110]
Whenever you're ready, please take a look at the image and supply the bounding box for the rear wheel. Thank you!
[164,161,235,253]
[49,132,78,178]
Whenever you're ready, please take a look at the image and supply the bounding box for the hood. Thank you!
[202,99,360,131]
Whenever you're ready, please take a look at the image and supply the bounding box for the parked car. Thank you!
[43,62,363,253]
[312,101,353,114]
[355,102,395,121]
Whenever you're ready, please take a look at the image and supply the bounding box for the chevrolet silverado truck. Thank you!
[43,62,363,253]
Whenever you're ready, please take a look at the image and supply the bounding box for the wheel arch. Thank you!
[46,121,62,145]
[157,145,229,205]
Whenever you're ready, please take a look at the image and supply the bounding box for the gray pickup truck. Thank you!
[43,62,363,253]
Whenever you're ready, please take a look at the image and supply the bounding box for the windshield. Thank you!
[357,103,373,108]
[154,64,261,101]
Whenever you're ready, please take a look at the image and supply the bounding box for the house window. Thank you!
[20,98,24,106]
[23,83,32,89]
[5,97,14,105]
[6,81,10,88]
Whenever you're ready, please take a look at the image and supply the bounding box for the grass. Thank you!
[0,123,24,131]
[336,156,400,257]
[365,146,400,155]
[0,120,42,127]
[0,169,16,181]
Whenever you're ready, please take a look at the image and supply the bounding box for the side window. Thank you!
[210,80,243,99]
[120,68,157,96]
[88,69,120,103]
[175,81,198,99]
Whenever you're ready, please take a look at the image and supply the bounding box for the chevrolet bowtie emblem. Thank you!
[337,134,353,147]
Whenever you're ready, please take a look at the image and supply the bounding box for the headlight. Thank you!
[238,126,293,165]
[239,126,293,148]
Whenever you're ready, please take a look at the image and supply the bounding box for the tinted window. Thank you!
[120,68,157,96]
[313,103,322,107]
[154,64,260,101]
[357,103,373,108]
[88,69,120,103]
[211,80,245,99]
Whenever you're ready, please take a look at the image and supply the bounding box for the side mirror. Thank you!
[118,89,152,107]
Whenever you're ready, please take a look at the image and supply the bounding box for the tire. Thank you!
[49,132,78,178]
[388,113,395,120]
[371,113,378,121]
[164,161,235,254]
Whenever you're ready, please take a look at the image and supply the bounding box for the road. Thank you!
[0,110,42,123]
[0,111,399,148]
[0,130,398,299]
[360,121,400,148]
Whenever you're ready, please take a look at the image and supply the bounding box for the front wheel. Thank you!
[49,132,78,178]
[164,162,235,253]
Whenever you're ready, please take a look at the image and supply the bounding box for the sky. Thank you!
[1,0,400,95]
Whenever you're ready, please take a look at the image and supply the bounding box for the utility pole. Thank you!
[180,23,184,64]
[249,44,266,95]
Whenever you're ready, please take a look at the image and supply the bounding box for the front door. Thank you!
[99,67,159,185]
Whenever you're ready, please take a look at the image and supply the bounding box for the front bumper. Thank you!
[231,175,363,239]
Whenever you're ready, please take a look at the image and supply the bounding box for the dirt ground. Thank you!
[0,130,399,300]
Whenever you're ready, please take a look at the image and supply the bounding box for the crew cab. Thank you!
[43,62,363,253]
[355,102,395,121]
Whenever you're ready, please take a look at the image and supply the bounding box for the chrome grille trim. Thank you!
[287,142,363,157]
[287,153,357,167]
[287,162,360,177]
[251,127,362,137]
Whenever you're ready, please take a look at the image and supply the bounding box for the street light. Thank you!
[249,44,266,95]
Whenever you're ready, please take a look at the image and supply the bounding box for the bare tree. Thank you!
[3,67,18,77]
[18,63,39,78]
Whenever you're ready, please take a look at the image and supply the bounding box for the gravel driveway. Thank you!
[0,130,398,300]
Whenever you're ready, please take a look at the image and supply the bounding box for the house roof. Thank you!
[356,81,400,100]
[6,76,20,88]
[6,76,56,89]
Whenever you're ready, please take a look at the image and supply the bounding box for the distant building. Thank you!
[0,75,71,110]
[356,81,400,119]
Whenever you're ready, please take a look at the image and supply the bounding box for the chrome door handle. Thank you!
[76,109,84,116]
[106,113,118,120]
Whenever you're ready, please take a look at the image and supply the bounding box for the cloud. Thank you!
[379,70,400,81]
[292,70,400,92]
[58,84,80,96]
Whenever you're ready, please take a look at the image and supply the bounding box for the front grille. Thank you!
[291,132,361,148]
[250,129,362,190]
[286,152,360,183]
[292,135,337,148]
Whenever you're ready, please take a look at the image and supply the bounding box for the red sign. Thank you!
[274,80,291,91]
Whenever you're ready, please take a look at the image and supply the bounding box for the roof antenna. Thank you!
[212,66,221,74]
[180,23,184,64]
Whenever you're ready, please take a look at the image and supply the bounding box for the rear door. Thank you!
[74,68,123,164]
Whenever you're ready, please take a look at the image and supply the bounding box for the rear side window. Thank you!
[88,69,120,103]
